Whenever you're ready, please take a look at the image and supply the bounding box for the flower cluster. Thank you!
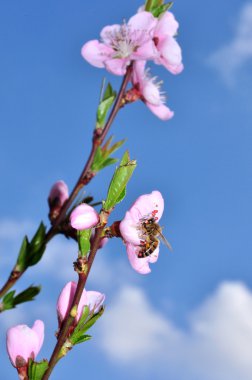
[81,8,183,119]
[120,191,164,274]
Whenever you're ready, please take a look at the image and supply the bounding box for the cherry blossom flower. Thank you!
[132,61,174,120]
[70,204,99,230]
[120,191,164,274]
[57,281,105,324]
[81,12,157,75]
[48,180,69,208]
[6,320,44,367]
[153,12,184,74]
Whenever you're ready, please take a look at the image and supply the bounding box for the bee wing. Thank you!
[157,230,173,252]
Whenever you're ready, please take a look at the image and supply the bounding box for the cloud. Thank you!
[208,3,252,85]
[98,282,252,380]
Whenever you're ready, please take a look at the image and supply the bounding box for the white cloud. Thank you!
[208,3,252,85]
[98,282,252,380]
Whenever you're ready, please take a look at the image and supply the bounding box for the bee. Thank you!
[137,217,172,258]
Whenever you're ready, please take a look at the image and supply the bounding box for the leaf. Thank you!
[103,151,137,211]
[1,286,41,311]
[96,82,117,128]
[74,334,92,345]
[14,285,41,305]
[151,2,173,17]
[99,157,118,170]
[91,137,125,173]
[77,229,92,257]
[27,222,46,267]
[16,236,29,271]
[28,359,49,380]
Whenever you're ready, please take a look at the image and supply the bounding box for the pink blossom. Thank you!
[81,12,157,75]
[132,61,174,120]
[70,204,99,230]
[48,180,69,208]
[6,320,44,367]
[120,191,164,274]
[57,281,105,324]
[153,12,184,74]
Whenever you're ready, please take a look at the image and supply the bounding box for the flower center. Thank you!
[103,22,148,59]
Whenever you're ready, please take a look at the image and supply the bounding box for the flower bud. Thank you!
[57,281,105,325]
[6,320,44,368]
[48,180,69,221]
[70,204,99,230]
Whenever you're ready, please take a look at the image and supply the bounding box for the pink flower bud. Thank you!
[70,204,99,230]
[48,180,69,208]
[6,320,44,368]
[57,281,105,325]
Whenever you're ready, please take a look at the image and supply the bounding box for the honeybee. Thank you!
[137,217,172,258]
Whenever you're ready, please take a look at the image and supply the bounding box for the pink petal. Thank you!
[132,40,157,60]
[142,80,162,106]
[81,40,113,68]
[70,204,99,230]
[146,101,174,120]
[104,58,129,75]
[129,191,164,222]
[120,211,141,245]
[100,24,121,43]
[48,180,69,207]
[157,37,183,75]
[155,12,179,40]
[132,60,146,85]
[128,11,157,34]
[57,281,77,323]
[31,320,44,355]
[86,291,105,313]
[126,244,151,274]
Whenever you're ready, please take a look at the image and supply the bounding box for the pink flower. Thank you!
[57,281,105,324]
[132,61,174,120]
[6,320,44,367]
[81,12,157,75]
[70,204,99,230]
[153,12,184,74]
[120,191,164,274]
[48,180,69,208]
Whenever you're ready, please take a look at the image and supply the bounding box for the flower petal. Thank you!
[70,204,99,230]
[126,244,151,274]
[100,24,121,44]
[57,281,77,323]
[129,191,164,222]
[86,291,105,313]
[128,11,157,34]
[104,58,129,75]
[146,101,174,120]
[142,80,162,106]
[156,37,183,75]
[81,40,113,68]
[120,211,141,245]
[155,12,179,40]
[31,320,44,356]
[48,180,69,207]
[132,40,157,60]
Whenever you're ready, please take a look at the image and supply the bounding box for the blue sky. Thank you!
[1,0,252,379]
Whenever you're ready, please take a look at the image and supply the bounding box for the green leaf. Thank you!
[77,229,92,257]
[96,82,117,128]
[99,157,118,170]
[16,236,29,271]
[1,286,41,311]
[74,334,92,345]
[28,359,49,380]
[104,151,137,211]
[27,222,46,267]
[106,139,126,156]
[151,2,173,17]
[14,285,41,305]
[145,0,162,11]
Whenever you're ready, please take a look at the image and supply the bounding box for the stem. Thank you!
[0,66,132,301]
[45,65,132,242]
[42,225,105,380]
